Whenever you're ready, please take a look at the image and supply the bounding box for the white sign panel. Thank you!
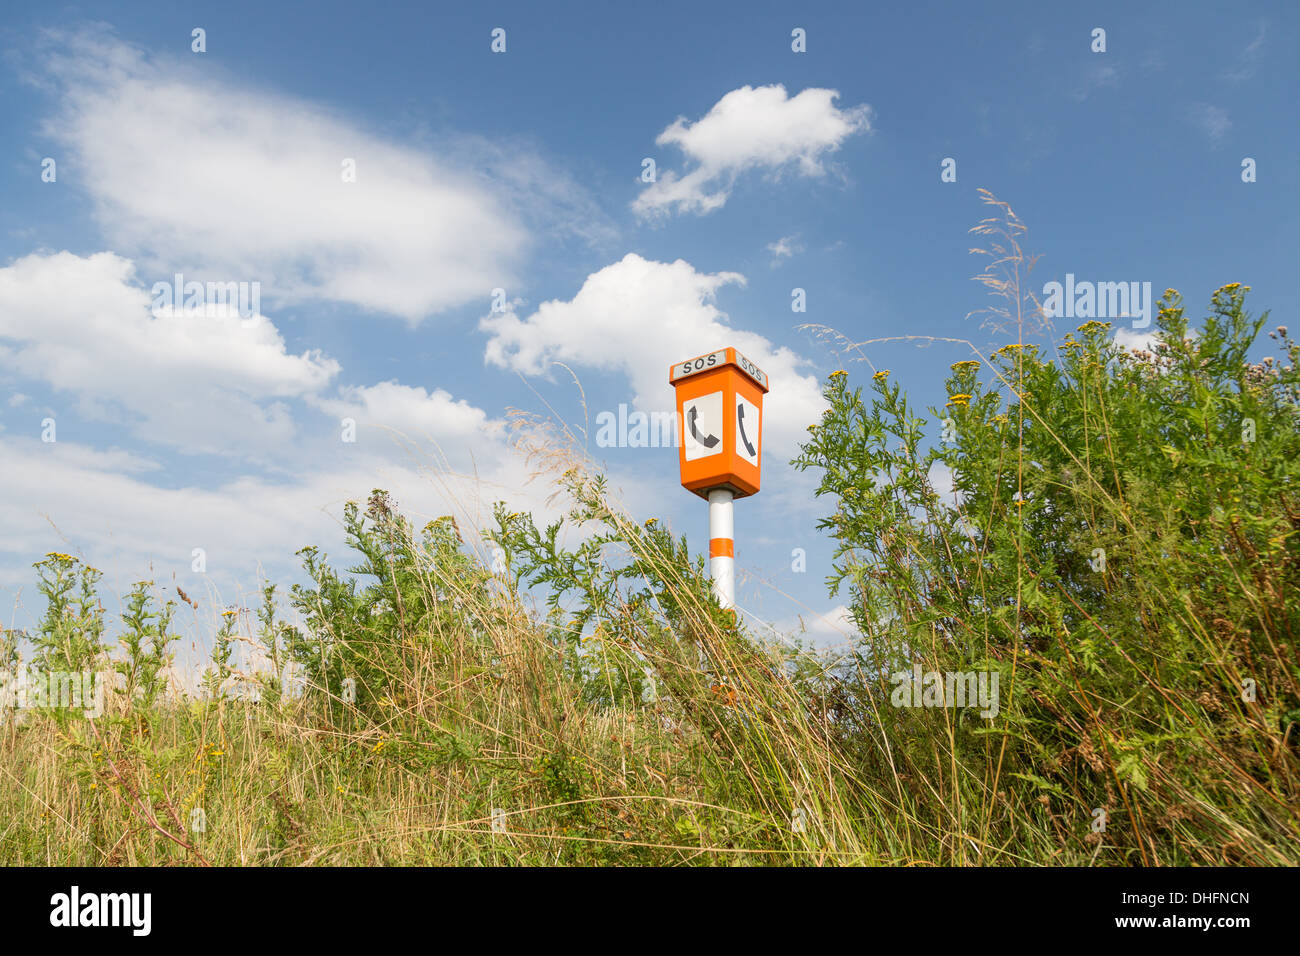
[682,391,724,461]
[735,394,760,466]
[671,350,727,383]
[733,351,768,390]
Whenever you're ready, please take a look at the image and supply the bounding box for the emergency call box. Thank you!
[669,347,769,499]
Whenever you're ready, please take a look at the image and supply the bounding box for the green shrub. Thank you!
[796,261,1299,862]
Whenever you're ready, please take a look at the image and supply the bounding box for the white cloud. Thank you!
[766,234,803,266]
[0,250,339,457]
[928,461,963,508]
[756,603,859,650]
[0,248,609,624]
[804,603,858,641]
[480,253,827,457]
[0,433,329,579]
[312,382,507,471]
[32,442,162,476]
[633,84,871,217]
[1113,327,1159,353]
[0,426,581,621]
[1112,326,1198,375]
[33,27,543,322]
[0,249,598,627]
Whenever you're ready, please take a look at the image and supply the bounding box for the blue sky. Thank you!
[0,1,1294,666]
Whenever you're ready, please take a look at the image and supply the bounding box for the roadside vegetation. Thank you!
[3,195,1295,865]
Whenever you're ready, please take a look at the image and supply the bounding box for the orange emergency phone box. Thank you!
[669,347,769,499]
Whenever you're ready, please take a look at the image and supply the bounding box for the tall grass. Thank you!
[1,193,1295,866]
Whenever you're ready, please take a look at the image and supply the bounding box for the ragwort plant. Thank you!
[795,198,1299,865]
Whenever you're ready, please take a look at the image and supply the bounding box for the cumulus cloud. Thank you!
[0,250,339,457]
[633,84,871,217]
[312,382,508,473]
[0,250,596,625]
[31,26,553,322]
[480,253,827,457]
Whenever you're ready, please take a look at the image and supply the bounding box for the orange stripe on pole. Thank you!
[710,538,734,558]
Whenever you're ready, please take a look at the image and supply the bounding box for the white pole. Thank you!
[708,488,735,609]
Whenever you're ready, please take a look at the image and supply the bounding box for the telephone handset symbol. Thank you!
[687,406,720,448]
[737,404,757,457]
